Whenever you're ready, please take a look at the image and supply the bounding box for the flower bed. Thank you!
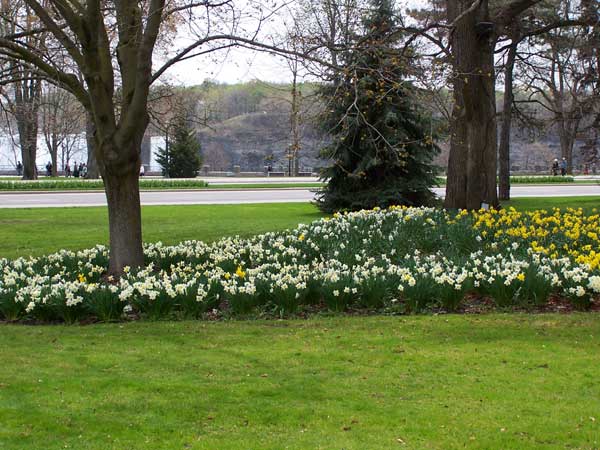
[1,206,599,323]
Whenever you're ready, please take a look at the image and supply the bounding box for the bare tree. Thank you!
[496,1,590,199]
[516,16,598,174]
[408,0,594,207]
[0,0,46,179]
[441,0,547,209]
[39,84,85,175]
[0,0,316,275]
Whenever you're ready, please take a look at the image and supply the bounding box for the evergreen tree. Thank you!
[316,0,439,213]
[156,115,202,178]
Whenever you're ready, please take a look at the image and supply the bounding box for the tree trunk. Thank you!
[86,112,100,179]
[558,124,575,174]
[103,169,144,275]
[498,41,517,201]
[13,70,41,180]
[290,70,301,177]
[14,97,40,180]
[50,135,58,177]
[445,0,499,210]
[17,117,38,180]
[445,99,469,208]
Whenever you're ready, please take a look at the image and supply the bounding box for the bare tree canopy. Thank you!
[0,0,319,275]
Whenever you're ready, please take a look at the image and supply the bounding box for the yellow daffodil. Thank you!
[235,266,246,279]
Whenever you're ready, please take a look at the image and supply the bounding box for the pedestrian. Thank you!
[16,161,23,176]
[65,163,71,177]
[139,164,145,177]
[81,163,87,178]
[551,158,559,176]
[73,162,80,178]
[560,157,567,176]
[45,161,52,177]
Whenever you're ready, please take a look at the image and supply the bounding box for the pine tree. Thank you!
[316,0,439,213]
[156,115,202,178]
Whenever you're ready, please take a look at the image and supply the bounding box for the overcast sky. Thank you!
[157,0,306,86]
[167,48,296,85]
[159,0,415,86]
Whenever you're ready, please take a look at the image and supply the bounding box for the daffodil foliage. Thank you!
[1,206,600,323]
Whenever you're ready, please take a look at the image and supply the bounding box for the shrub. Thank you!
[155,115,202,178]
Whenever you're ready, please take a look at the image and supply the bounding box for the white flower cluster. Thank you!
[1,207,599,322]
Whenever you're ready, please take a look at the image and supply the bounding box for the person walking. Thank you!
[16,161,23,176]
[73,162,80,178]
[139,164,145,177]
[81,163,88,178]
[560,157,567,176]
[551,158,559,176]
[65,163,71,177]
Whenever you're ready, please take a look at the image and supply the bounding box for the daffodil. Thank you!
[235,266,246,279]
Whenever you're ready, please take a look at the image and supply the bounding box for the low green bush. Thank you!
[0,179,209,190]
[510,176,575,183]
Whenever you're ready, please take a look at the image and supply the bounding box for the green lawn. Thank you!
[0,203,323,259]
[2,197,600,259]
[1,315,599,449]
[504,196,600,211]
[2,200,600,449]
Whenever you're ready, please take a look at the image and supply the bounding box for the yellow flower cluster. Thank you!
[470,207,600,269]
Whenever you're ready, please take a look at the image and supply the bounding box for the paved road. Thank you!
[0,189,315,208]
[0,185,598,208]
[3,175,600,184]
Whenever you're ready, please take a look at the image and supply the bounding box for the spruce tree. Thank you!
[316,0,439,213]
[156,115,202,178]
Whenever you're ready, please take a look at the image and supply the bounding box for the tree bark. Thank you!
[14,76,41,180]
[445,93,469,208]
[558,125,576,174]
[498,41,517,201]
[103,167,144,275]
[19,125,38,180]
[445,0,499,210]
[290,70,302,177]
[86,112,100,178]
[50,135,58,176]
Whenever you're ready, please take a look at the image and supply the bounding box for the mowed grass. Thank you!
[1,197,600,259]
[0,203,324,259]
[504,196,600,211]
[1,315,599,449]
[2,200,600,449]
